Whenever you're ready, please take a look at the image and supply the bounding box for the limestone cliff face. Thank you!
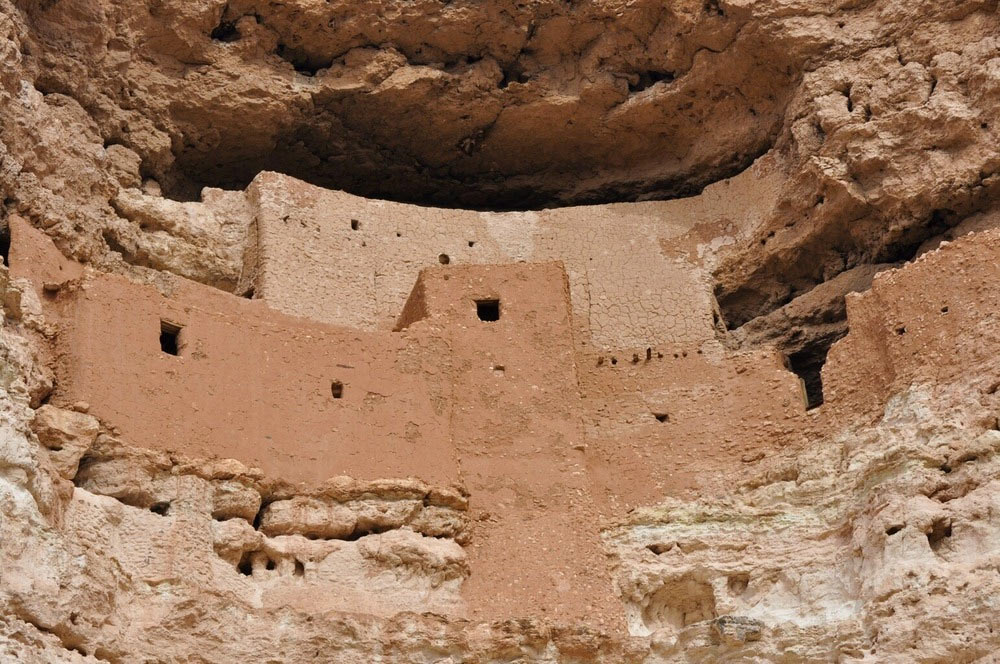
[3,0,1000,661]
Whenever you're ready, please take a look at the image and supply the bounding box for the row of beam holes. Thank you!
[595,347,673,423]
[597,347,703,367]
[349,217,476,265]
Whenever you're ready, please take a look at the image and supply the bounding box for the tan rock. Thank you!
[212,517,263,566]
[30,406,99,480]
[257,497,358,539]
[210,480,261,522]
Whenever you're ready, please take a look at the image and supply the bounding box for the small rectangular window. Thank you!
[476,299,500,322]
[331,381,344,399]
[160,321,183,356]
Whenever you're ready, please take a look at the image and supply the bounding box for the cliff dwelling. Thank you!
[3,0,1000,662]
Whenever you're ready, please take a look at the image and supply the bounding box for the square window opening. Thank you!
[160,321,183,356]
[476,299,500,322]
[331,380,344,399]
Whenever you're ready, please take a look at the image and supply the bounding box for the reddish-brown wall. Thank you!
[54,273,460,485]
[577,346,808,507]
[824,230,1000,421]
[411,264,621,622]
[16,221,625,625]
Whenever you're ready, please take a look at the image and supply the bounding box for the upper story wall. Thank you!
[245,168,782,350]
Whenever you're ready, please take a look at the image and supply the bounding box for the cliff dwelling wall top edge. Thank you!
[244,170,763,345]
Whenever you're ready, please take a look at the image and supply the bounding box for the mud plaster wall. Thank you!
[404,264,621,623]
[25,226,605,491]
[14,210,811,505]
[15,221,620,624]
[56,273,463,484]
[248,163,784,349]
[577,345,808,507]
[823,229,1000,423]
[9,216,453,485]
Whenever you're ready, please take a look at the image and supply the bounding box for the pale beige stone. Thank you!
[30,406,99,480]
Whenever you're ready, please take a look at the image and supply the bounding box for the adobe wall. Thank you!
[51,270,459,486]
[403,264,619,622]
[577,345,808,507]
[823,229,1000,422]
[14,219,622,625]
[246,163,784,349]
[7,213,452,486]
[27,239,598,497]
